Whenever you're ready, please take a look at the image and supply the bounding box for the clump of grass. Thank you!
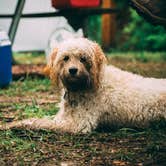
[0,77,59,122]
[0,78,51,96]
[15,103,59,119]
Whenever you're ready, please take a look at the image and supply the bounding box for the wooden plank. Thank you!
[102,0,116,49]
[0,8,118,18]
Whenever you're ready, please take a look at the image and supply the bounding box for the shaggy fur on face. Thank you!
[47,38,107,91]
[1,38,166,133]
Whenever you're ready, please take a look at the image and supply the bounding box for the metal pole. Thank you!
[8,0,25,44]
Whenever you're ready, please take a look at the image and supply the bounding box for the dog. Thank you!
[1,38,166,133]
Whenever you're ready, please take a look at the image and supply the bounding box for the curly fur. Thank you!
[1,38,166,133]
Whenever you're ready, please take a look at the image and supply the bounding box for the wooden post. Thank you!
[102,0,116,50]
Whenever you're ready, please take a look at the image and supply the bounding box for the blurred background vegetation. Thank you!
[87,1,166,52]
[119,9,166,52]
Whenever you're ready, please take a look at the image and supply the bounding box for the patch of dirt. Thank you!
[12,64,46,80]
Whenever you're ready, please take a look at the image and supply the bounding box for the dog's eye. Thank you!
[63,56,69,62]
[80,56,86,63]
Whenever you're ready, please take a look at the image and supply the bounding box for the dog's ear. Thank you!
[43,48,59,85]
[94,43,107,67]
[43,48,58,76]
[91,43,107,89]
[48,48,58,68]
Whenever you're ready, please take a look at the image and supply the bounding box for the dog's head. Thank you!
[45,38,107,91]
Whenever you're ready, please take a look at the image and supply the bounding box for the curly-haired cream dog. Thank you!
[1,38,166,133]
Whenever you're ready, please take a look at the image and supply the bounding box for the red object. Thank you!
[52,0,100,9]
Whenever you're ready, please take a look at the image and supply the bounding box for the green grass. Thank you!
[107,51,166,62]
[0,78,50,96]
[13,52,46,64]
[0,78,59,120]
[13,51,166,65]
[14,103,58,119]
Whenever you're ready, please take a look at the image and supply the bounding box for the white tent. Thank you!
[0,0,69,51]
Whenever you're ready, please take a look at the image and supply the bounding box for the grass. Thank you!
[13,51,166,64]
[108,51,166,62]
[13,52,46,64]
[0,78,50,96]
[0,78,59,121]
[0,124,165,165]
[0,52,166,165]
[107,51,166,78]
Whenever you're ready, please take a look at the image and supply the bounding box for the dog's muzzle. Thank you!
[61,70,91,91]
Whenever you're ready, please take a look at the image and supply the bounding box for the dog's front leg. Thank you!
[0,117,58,131]
[53,112,98,133]
[0,117,93,133]
[0,115,98,133]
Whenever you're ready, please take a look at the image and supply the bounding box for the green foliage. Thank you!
[120,9,166,51]
[116,0,129,9]
[86,15,101,44]
[85,2,166,52]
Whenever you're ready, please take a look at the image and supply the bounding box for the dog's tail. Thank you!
[0,118,57,131]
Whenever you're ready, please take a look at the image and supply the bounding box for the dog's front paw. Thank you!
[0,118,37,130]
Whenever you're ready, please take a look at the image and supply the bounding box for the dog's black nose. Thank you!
[69,67,78,75]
